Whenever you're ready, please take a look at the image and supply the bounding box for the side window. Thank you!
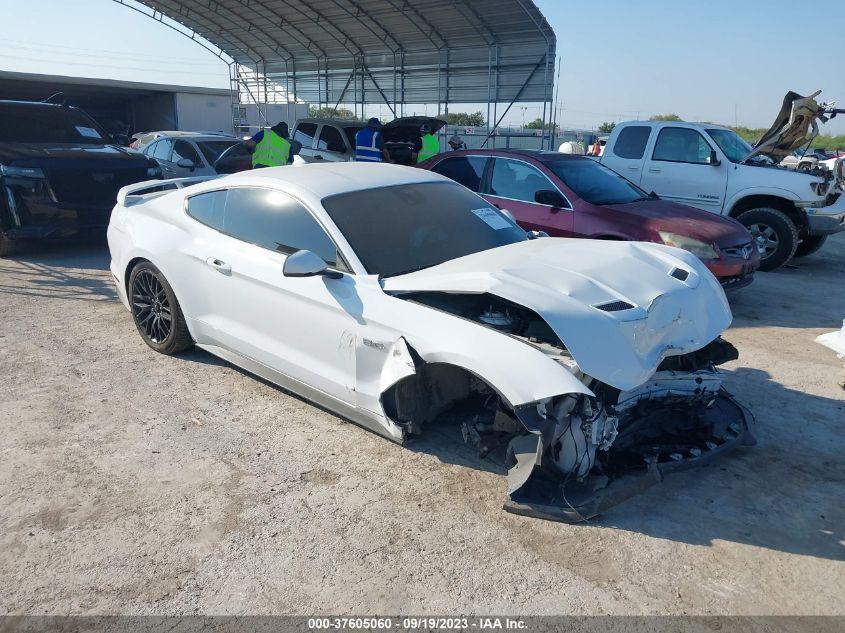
[432,156,488,192]
[652,128,713,164]
[317,125,347,153]
[151,139,173,161]
[293,123,317,148]
[172,139,202,165]
[223,188,339,266]
[489,158,560,205]
[186,190,227,230]
[613,126,651,159]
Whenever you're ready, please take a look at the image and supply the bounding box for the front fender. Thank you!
[354,285,594,417]
[725,186,802,214]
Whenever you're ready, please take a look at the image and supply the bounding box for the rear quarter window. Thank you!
[612,126,651,159]
[186,190,227,230]
[431,156,488,192]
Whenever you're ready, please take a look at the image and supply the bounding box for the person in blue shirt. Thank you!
[355,118,392,163]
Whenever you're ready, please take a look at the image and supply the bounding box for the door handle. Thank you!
[206,257,231,274]
[648,167,661,173]
[627,166,639,171]
[313,154,323,160]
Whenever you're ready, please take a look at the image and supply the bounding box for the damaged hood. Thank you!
[383,239,732,391]
[744,90,834,163]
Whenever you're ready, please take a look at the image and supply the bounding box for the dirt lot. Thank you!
[0,233,843,617]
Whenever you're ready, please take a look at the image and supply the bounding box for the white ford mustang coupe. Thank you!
[108,163,755,522]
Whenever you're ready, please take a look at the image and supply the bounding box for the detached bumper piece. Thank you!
[504,389,756,523]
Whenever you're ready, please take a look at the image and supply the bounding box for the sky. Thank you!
[0,0,843,133]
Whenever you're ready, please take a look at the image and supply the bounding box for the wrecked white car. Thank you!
[108,163,755,522]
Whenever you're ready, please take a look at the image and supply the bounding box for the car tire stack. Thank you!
[737,207,799,271]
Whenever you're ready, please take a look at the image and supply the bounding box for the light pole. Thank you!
[520,106,528,130]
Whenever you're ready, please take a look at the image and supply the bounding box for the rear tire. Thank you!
[736,208,798,271]
[793,234,828,258]
[128,261,193,355]
[0,235,16,257]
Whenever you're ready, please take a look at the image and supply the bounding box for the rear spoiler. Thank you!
[116,175,221,207]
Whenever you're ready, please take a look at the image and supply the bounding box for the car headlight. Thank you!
[0,165,45,179]
[659,231,719,260]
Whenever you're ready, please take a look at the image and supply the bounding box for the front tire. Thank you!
[128,261,192,355]
[793,234,828,258]
[737,208,798,271]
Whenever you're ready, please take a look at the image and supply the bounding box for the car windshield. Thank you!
[706,128,753,163]
[197,140,240,164]
[322,182,527,277]
[545,158,649,205]
[0,103,109,144]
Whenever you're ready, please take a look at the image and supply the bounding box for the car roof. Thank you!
[296,118,366,127]
[150,130,236,139]
[445,148,589,162]
[220,162,446,198]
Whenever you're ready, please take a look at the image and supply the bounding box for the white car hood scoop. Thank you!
[383,238,732,391]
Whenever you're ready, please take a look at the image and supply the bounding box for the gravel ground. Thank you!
[0,233,843,616]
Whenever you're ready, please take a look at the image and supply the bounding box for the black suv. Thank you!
[0,100,161,255]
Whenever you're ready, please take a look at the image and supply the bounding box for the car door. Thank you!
[483,157,575,236]
[180,186,359,405]
[292,122,318,162]
[314,125,352,162]
[639,126,728,214]
[601,124,652,182]
[170,139,211,177]
[145,139,176,178]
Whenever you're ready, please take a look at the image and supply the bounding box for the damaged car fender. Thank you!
[351,276,593,428]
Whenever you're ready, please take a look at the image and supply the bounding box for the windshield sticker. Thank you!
[75,126,101,139]
[471,207,512,230]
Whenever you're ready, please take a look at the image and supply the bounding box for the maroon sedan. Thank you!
[420,149,760,289]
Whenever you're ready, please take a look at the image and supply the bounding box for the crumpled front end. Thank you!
[460,338,756,522]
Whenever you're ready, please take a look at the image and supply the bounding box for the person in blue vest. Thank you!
[355,118,392,163]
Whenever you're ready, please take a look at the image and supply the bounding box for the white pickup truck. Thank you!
[600,115,845,270]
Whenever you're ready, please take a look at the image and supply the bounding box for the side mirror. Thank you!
[176,158,195,170]
[535,189,567,208]
[707,150,721,166]
[283,249,342,279]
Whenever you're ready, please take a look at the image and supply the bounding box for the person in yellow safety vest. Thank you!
[415,123,440,164]
[244,121,294,168]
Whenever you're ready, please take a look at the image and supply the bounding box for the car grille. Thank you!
[595,300,635,312]
[48,167,149,206]
[722,242,755,260]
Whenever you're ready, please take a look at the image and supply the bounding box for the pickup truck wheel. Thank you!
[793,234,827,258]
[129,262,193,355]
[737,208,798,271]
[0,235,16,257]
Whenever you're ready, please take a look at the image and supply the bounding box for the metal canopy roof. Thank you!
[130,0,556,109]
